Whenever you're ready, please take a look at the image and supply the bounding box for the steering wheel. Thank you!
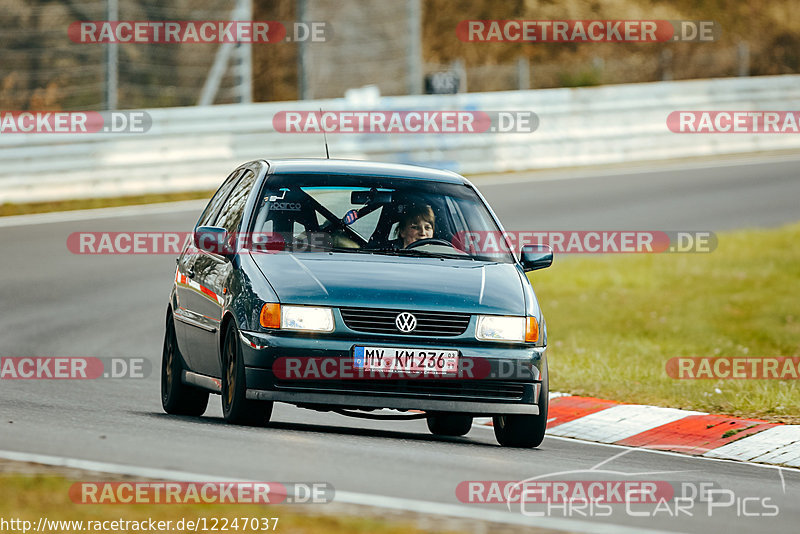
[404,238,455,249]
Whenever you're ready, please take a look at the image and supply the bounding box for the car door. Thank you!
[174,169,243,371]
[187,169,257,377]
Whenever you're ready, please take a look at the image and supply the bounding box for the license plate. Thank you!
[353,346,459,375]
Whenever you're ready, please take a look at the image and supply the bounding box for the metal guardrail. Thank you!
[2,75,800,203]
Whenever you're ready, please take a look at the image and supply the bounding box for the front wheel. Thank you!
[493,361,549,448]
[221,321,273,426]
[161,315,209,416]
[426,413,473,437]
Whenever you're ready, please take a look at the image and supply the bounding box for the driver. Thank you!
[396,204,435,248]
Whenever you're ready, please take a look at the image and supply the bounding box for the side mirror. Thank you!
[520,244,553,272]
[194,226,232,256]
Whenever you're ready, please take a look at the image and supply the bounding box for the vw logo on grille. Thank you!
[395,312,417,332]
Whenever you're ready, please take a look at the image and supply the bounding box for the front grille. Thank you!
[340,307,470,336]
[276,379,528,402]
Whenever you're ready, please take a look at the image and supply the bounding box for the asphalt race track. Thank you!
[2,155,799,533]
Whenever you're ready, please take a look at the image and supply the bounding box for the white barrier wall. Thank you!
[2,75,800,203]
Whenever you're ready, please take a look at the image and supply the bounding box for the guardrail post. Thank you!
[737,42,750,77]
[453,59,467,93]
[104,0,118,110]
[517,57,530,90]
[406,0,423,95]
[660,50,673,81]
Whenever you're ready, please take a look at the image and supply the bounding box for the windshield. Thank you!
[248,173,514,263]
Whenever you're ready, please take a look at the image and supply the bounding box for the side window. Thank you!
[195,169,243,228]
[215,170,257,233]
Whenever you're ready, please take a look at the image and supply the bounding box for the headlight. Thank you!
[260,303,335,332]
[476,315,525,342]
[280,305,334,332]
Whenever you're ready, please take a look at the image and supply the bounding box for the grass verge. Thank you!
[0,191,214,217]
[530,222,800,424]
[0,472,450,534]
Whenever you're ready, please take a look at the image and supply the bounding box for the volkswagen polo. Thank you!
[161,159,553,447]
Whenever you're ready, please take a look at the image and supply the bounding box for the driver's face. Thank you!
[400,216,434,247]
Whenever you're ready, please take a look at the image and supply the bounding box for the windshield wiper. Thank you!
[364,247,476,260]
[360,247,406,256]
[317,246,370,254]
[289,245,482,261]
[408,250,478,260]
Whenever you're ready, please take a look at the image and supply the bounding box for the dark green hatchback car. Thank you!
[162,159,553,447]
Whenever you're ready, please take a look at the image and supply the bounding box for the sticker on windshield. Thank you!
[269,201,301,211]
[342,209,359,225]
[266,190,289,202]
[264,190,301,211]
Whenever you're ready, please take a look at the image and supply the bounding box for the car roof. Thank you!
[263,158,467,184]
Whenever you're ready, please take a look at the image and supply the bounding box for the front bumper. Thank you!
[246,387,539,414]
[240,330,545,415]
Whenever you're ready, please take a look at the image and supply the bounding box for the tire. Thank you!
[161,315,209,416]
[221,321,273,426]
[426,413,473,437]
[493,360,549,448]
